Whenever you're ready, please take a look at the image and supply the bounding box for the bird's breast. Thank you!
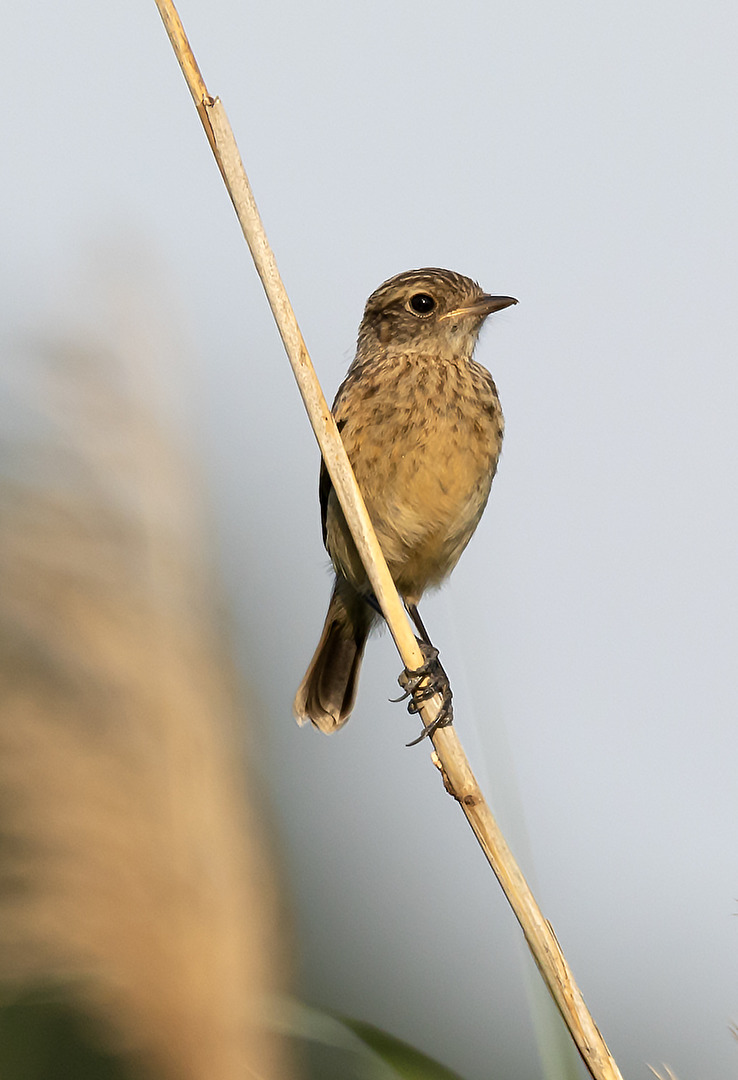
[328,353,503,599]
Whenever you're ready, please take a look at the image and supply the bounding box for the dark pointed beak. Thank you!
[441,295,518,321]
[470,295,518,317]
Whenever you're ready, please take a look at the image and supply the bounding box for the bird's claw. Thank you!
[391,645,439,703]
[394,643,454,745]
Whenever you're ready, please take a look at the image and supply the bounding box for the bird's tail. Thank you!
[294,581,374,732]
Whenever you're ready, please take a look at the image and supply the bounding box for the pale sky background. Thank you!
[3,2,738,1078]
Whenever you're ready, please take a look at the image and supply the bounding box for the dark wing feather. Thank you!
[319,418,346,549]
[319,457,331,548]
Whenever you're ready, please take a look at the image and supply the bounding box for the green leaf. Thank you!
[261,997,469,1079]
[334,1015,467,1080]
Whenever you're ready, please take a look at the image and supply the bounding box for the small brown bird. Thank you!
[294,268,516,736]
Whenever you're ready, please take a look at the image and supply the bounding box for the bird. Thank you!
[293,267,516,738]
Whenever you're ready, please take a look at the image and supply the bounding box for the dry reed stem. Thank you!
[154,3,626,1078]
[648,1067,679,1080]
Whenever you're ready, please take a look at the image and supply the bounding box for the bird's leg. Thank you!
[404,601,433,646]
[395,602,454,745]
[363,592,383,617]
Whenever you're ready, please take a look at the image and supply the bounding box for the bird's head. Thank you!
[357,267,517,360]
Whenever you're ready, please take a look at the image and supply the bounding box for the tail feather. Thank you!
[294,583,373,733]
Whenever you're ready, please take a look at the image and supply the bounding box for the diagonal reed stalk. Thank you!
[153,4,626,1078]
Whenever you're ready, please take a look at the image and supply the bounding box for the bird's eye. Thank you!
[407,292,436,316]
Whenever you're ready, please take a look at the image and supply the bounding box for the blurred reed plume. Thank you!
[0,274,293,1079]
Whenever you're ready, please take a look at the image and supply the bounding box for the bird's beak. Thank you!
[441,295,518,321]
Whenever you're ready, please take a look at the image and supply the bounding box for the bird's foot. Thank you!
[393,642,454,746]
